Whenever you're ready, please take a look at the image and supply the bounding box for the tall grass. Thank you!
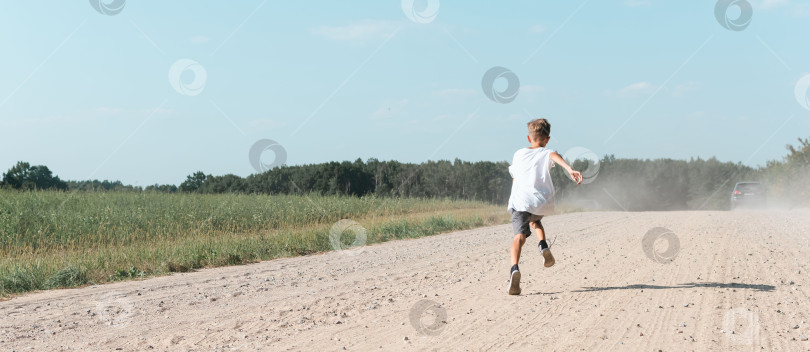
[0,190,507,295]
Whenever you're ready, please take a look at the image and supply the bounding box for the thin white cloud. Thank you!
[624,0,651,7]
[370,99,409,120]
[520,85,546,95]
[792,3,810,17]
[190,35,210,44]
[145,108,173,116]
[5,106,174,127]
[248,119,285,129]
[94,107,125,114]
[673,82,701,97]
[310,20,399,42]
[760,0,789,9]
[93,107,173,116]
[432,114,456,122]
[756,0,810,16]
[431,88,478,100]
[615,82,658,98]
[507,113,526,121]
[5,114,83,126]
[528,24,546,34]
[686,111,709,120]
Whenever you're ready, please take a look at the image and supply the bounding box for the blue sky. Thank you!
[1,0,809,186]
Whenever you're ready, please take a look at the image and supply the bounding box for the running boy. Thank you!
[507,118,582,295]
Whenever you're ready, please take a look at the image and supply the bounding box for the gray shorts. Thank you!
[508,208,544,238]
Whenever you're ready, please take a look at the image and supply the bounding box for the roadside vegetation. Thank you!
[0,192,505,295]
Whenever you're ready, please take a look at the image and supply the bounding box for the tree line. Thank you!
[3,137,808,211]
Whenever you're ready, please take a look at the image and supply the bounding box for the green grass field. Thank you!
[0,190,507,296]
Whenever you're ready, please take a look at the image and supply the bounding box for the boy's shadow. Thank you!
[570,282,775,293]
[523,291,564,296]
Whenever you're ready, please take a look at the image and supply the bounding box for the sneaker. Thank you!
[508,268,521,295]
[540,247,555,268]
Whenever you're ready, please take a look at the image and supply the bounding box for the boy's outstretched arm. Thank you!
[549,152,583,185]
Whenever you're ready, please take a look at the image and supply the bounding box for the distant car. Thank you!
[730,182,766,210]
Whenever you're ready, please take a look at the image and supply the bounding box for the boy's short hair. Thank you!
[527,118,551,141]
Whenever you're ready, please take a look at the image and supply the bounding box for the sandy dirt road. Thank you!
[2,210,810,351]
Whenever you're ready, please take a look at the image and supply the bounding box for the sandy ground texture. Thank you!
[2,210,810,351]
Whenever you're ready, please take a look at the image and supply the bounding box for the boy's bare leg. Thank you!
[508,233,525,295]
[530,221,546,241]
[510,233,526,265]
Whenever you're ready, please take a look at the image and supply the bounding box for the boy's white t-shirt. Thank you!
[507,147,556,215]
